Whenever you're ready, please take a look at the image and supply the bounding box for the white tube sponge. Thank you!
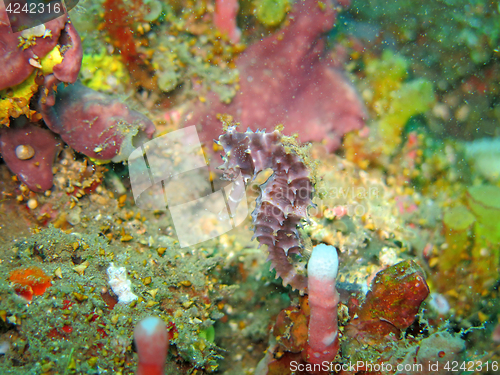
[134,316,169,375]
[306,244,340,365]
[307,243,339,281]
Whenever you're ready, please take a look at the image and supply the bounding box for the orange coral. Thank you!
[9,267,52,302]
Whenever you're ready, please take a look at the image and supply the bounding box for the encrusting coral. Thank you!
[9,266,52,302]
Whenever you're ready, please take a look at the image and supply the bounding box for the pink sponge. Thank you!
[134,317,169,375]
[40,82,156,162]
[182,0,365,156]
[0,121,60,192]
[214,0,241,43]
[306,244,340,366]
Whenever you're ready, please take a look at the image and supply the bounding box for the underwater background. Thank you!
[0,0,499,374]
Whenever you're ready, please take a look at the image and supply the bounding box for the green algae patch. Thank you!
[466,185,500,288]
[440,205,475,272]
[379,78,435,154]
[467,184,500,243]
[467,185,500,223]
[443,205,476,232]
[80,52,130,92]
[365,50,409,100]
[254,0,290,27]
[364,50,436,155]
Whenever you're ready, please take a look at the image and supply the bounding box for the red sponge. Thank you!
[134,317,168,375]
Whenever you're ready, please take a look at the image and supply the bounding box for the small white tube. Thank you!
[307,243,339,281]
